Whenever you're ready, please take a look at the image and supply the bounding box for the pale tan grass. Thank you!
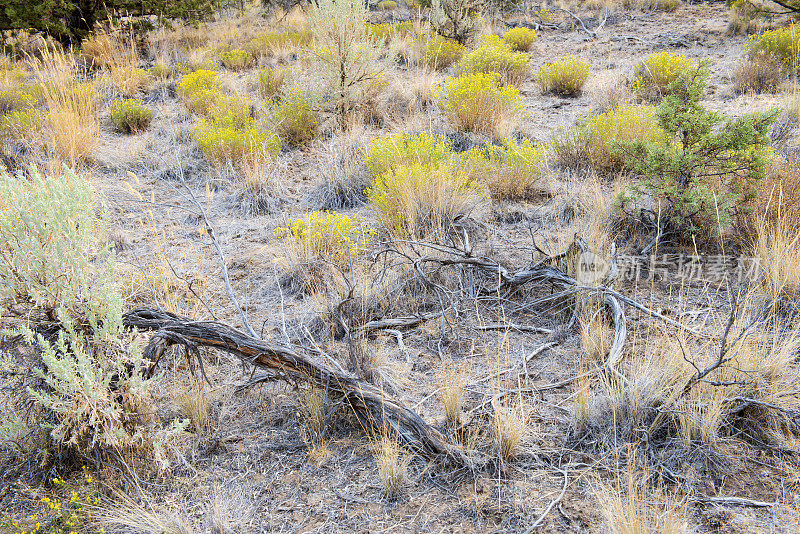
[493,400,527,461]
[437,362,467,425]
[375,435,410,497]
[176,380,214,434]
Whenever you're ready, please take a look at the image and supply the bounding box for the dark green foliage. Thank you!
[0,0,218,45]
[616,60,779,239]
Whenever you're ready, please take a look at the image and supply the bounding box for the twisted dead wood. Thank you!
[123,308,474,466]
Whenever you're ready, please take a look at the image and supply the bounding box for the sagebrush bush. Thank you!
[275,211,375,268]
[219,48,253,71]
[309,0,384,123]
[462,137,549,199]
[272,89,321,146]
[365,132,452,178]
[436,72,523,136]
[178,69,222,115]
[258,66,286,101]
[367,160,485,237]
[586,105,665,171]
[503,27,537,52]
[537,56,591,96]
[632,51,695,101]
[748,27,800,73]
[109,98,153,134]
[422,33,465,70]
[455,35,529,86]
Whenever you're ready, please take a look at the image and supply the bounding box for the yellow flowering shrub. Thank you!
[455,35,529,86]
[367,21,414,42]
[0,108,43,143]
[378,0,398,9]
[109,98,153,134]
[193,120,281,170]
[0,89,36,114]
[272,89,320,146]
[748,28,800,72]
[365,132,452,178]
[367,161,486,238]
[586,105,666,171]
[503,27,537,52]
[178,69,222,115]
[537,56,591,96]
[220,48,253,71]
[422,34,465,70]
[275,211,375,267]
[248,30,314,59]
[632,52,695,100]
[461,138,549,199]
[435,72,523,136]
[258,66,287,100]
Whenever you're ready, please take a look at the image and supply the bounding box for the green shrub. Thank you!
[462,137,548,199]
[537,56,591,96]
[455,34,529,86]
[435,72,523,136]
[586,105,666,171]
[503,27,537,52]
[178,69,222,115]
[367,160,485,238]
[258,66,286,101]
[422,34,465,70]
[748,28,800,72]
[617,61,779,238]
[365,132,452,178]
[632,51,695,101]
[109,98,153,134]
[219,48,253,71]
[272,89,320,146]
[378,0,398,9]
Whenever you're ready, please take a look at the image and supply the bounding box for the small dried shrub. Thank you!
[455,35,529,86]
[435,72,523,136]
[461,137,549,199]
[378,0,398,9]
[367,160,485,237]
[632,51,695,101]
[503,26,537,51]
[272,89,320,146]
[219,48,253,71]
[375,436,409,497]
[735,52,786,94]
[109,65,150,97]
[81,33,119,69]
[537,55,591,96]
[365,131,452,178]
[422,33,465,70]
[109,98,153,134]
[258,66,286,101]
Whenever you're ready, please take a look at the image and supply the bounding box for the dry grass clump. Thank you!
[580,310,613,366]
[503,26,537,52]
[437,363,467,425]
[257,66,287,101]
[96,498,196,534]
[367,160,486,238]
[455,35,529,86]
[311,129,371,209]
[461,137,549,199]
[493,401,527,461]
[375,435,410,497]
[107,65,150,97]
[734,51,786,94]
[435,72,523,137]
[272,89,320,146]
[537,56,591,96]
[177,380,214,434]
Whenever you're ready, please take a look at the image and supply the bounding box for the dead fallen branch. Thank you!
[123,308,476,466]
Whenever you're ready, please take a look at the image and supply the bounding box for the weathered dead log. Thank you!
[123,308,475,466]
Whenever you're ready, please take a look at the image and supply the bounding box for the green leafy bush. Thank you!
[617,61,779,238]
[109,98,153,134]
[258,66,287,101]
[435,72,523,136]
[632,51,695,101]
[178,69,222,115]
[422,34,465,70]
[537,56,591,96]
[219,48,253,71]
[455,34,529,86]
[365,132,452,178]
[272,89,321,146]
[503,27,537,52]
